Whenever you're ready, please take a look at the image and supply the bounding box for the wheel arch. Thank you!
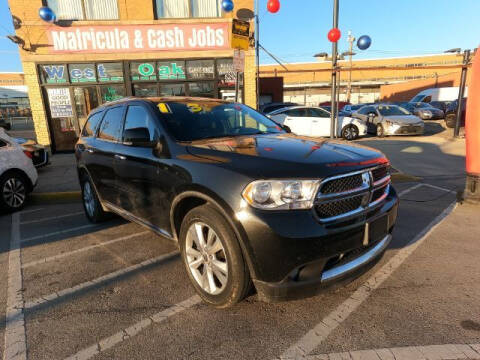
[170,188,259,279]
[0,168,34,193]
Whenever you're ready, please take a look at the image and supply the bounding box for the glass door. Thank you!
[73,87,99,131]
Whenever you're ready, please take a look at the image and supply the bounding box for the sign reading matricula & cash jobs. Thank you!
[47,23,230,53]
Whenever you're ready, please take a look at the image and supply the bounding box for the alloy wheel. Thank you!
[185,222,228,295]
[2,177,26,209]
[344,126,358,140]
[83,181,95,217]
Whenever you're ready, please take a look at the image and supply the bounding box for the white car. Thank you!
[0,128,38,212]
[267,106,367,140]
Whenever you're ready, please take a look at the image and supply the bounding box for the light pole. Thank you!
[445,48,472,138]
[330,0,340,139]
[345,31,356,103]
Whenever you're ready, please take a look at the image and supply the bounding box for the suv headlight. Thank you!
[242,180,321,210]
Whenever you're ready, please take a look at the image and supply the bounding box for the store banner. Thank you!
[47,23,230,53]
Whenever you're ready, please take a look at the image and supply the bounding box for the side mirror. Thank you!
[283,124,292,133]
[123,127,156,147]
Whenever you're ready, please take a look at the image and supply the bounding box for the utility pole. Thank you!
[255,0,260,110]
[455,49,471,137]
[329,0,339,139]
[346,31,355,103]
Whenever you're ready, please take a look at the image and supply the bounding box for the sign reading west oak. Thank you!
[47,23,230,53]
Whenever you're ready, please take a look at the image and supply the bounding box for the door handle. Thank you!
[115,154,126,160]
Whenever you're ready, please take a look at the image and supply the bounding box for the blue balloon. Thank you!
[221,0,234,12]
[357,35,372,50]
[39,6,56,23]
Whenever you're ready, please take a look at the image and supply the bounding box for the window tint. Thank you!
[98,107,124,142]
[286,108,307,117]
[81,111,104,137]
[309,108,330,118]
[123,106,157,141]
[423,96,432,103]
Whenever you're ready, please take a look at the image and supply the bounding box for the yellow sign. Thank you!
[231,19,250,51]
[157,103,171,113]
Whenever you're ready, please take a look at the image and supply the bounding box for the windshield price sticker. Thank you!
[157,103,172,114]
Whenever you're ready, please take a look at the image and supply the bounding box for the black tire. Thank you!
[80,174,109,223]
[179,204,251,308]
[376,124,385,138]
[0,171,28,213]
[445,114,456,128]
[342,125,359,140]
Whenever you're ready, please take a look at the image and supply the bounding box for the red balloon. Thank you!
[327,28,341,42]
[267,0,280,13]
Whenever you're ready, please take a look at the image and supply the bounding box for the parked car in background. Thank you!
[352,104,424,137]
[430,100,452,113]
[260,102,298,114]
[401,102,444,120]
[267,106,367,140]
[342,104,368,116]
[0,118,11,130]
[444,98,467,128]
[76,97,399,307]
[410,87,467,103]
[319,101,350,110]
[14,138,50,168]
[0,128,38,212]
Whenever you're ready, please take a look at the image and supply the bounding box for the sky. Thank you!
[0,0,480,72]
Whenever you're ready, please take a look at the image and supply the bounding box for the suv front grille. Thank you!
[320,174,363,194]
[315,165,390,222]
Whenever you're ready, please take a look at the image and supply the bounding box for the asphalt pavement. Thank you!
[2,132,480,360]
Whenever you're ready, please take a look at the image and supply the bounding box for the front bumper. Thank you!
[237,187,399,302]
[386,124,424,136]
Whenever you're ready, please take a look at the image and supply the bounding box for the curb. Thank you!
[29,191,81,204]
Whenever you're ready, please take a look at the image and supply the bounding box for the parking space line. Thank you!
[24,251,180,310]
[422,183,456,193]
[3,213,27,360]
[397,183,423,198]
[20,224,97,244]
[64,295,200,360]
[279,200,457,359]
[20,211,85,225]
[306,343,480,360]
[19,207,45,215]
[22,231,149,269]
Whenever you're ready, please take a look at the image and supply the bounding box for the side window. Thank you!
[309,108,330,118]
[423,96,432,103]
[81,112,104,137]
[98,107,125,142]
[357,107,367,115]
[286,108,307,117]
[123,105,157,141]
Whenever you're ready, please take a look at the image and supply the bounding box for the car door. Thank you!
[90,105,125,205]
[113,102,172,234]
[308,108,331,137]
[283,108,312,136]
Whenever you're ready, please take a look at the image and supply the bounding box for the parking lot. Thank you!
[2,172,480,359]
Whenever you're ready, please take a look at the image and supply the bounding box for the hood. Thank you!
[384,115,422,124]
[183,133,387,179]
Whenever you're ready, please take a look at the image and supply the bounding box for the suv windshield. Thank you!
[156,101,284,141]
[377,105,410,116]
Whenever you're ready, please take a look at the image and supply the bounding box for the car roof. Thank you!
[268,105,327,115]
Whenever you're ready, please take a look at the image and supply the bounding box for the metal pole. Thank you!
[255,0,260,110]
[235,71,240,102]
[330,0,339,139]
[454,49,470,137]
[346,31,355,103]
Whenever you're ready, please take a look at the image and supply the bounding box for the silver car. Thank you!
[352,104,424,137]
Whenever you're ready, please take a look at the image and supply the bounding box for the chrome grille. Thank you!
[315,165,391,222]
[320,174,363,194]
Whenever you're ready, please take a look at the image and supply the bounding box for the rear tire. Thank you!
[445,114,456,128]
[179,204,251,308]
[80,174,109,223]
[377,124,385,138]
[342,125,359,140]
[0,171,28,213]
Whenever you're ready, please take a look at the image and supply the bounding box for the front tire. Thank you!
[179,204,251,308]
[445,114,456,128]
[0,172,28,212]
[377,124,385,137]
[80,175,109,223]
[342,125,359,140]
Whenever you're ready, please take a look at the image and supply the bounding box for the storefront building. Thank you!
[9,0,256,151]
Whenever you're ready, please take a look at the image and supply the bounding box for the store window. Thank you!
[186,60,215,80]
[134,84,159,97]
[47,0,119,20]
[217,58,235,87]
[40,64,68,84]
[154,0,221,18]
[97,63,124,82]
[159,83,186,96]
[188,82,214,98]
[131,62,158,81]
[100,85,126,103]
[157,61,186,81]
[69,64,97,83]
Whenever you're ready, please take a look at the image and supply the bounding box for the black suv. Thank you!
[76,97,399,307]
